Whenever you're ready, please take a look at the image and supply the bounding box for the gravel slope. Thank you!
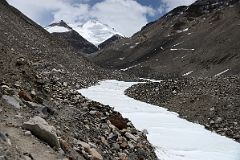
[0,1,156,159]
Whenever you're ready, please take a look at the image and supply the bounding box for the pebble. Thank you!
[125,132,138,141]
[24,131,32,136]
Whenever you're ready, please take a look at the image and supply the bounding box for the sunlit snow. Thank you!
[70,20,122,46]
[78,80,240,160]
[45,26,71,33]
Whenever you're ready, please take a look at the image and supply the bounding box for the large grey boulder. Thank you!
[2,95,22,109]
[22,116,60,149]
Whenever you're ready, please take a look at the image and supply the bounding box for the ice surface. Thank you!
[78,80,240,160]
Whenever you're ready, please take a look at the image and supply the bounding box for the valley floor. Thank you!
[79,80,240,160]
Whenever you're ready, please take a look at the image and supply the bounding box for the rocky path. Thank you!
[79,80,240,160]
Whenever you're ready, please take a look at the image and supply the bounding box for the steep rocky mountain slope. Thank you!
[93,0,240,79]
[98,34,123,50]
[0,0,157,159]
[46,20,98,54]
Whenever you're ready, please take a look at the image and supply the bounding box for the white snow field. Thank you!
[70,20,121,46]
[78,80,240,160]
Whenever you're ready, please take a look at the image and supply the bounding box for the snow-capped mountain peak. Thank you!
[45,19,122,46]
[71,19,122,46]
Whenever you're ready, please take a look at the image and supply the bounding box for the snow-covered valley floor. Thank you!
[78,80,240,160]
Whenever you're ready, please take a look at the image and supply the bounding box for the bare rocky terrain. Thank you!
[0,0,157,159]
[93,0,240,78]
[1,0,240,159]
[126,76,240,143]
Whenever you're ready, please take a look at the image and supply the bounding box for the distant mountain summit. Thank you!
[46,19,122,46]
[45,20,98,54]
[71,19,122,46]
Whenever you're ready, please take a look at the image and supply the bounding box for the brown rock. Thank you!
[18,90,33,102]
[120,142,128,149]
[60,139,71,152]
[107,114,128,130]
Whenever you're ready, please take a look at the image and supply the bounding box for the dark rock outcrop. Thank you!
[47,20,99,54]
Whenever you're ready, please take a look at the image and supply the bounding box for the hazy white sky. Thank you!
[7,0,196,36]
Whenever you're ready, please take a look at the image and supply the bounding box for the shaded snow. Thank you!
[129,42,140,49]
[172,41,184,47]
[139,78,162,83]
[120,64,140,71]
[183,71,193,76]
[214,69,230,77]
[170,48,195,51]
[78,80,240,160]
[176,28,189,33]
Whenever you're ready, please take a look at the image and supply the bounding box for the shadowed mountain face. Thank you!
[46,21,99,54]
[98,34,123,50]
[92,0,240,79]
[52,30,99,54]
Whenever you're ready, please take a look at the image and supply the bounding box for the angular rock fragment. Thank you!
[22,116,60,149]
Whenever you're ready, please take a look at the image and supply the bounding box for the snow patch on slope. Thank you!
[139,78,162,83]
[183,71,193,76]
[170,48,195,51]
[214,69,230,77]
[45,26,71,33]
